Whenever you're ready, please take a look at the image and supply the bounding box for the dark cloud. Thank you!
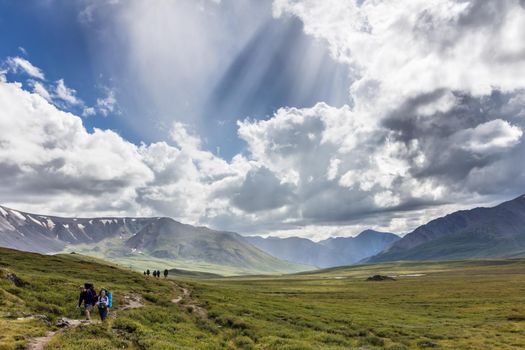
[383,89,525,193]
[231,167,295,213]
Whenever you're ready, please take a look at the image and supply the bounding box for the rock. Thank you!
[56,319,71,328]
[0,269,26,287]
[366,274,396,281]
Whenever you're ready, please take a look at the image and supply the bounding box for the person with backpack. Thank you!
[96,289,111,321]
[78,283,97,320]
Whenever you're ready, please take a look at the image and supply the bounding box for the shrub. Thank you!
[113,318,143,334]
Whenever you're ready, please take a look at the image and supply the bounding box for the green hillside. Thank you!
[2,247,525,349]
[62,232,310,276]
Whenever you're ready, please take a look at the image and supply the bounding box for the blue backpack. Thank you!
[107,290,113,308]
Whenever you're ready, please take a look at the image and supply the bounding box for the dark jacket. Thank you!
[78,288,97,307]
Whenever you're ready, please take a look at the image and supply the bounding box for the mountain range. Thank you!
[244,230,400,268]
[369,194,525,262]
[0,206,306,275]
[1,194,525,274]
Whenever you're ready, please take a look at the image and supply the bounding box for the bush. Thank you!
[113,318,143,334]
[232,335,255,350]
[362,335,385,346]
[417,340,438,348]
[143,293,158,303]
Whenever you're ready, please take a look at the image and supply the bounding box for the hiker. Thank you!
[146,269,150,276]
[78,283,97,320]
[163,269,168,278]
[156,270,160,278]
[96,289,110,321]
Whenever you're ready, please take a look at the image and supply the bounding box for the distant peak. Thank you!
[357,229,390,237]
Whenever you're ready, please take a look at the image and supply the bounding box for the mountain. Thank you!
[245,230,400,268]
[319,230,401,263]
[369,195,525,262]
[243,236,334,267]
[0,205,308,275]
[122,217,297,271]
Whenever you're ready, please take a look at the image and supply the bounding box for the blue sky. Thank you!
[1,0,525,240]
[0,0,349,159]
[0,0,129,138]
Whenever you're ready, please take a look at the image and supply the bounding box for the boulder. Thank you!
[0,269,26,287]
[366,274,396,281]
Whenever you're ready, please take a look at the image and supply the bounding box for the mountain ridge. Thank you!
[368,194,525,262]
[245,230,400,268]
[0,205,307,274]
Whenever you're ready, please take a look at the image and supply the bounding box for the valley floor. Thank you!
[1,247,525,349]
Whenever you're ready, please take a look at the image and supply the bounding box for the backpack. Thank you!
[107,290,113,308]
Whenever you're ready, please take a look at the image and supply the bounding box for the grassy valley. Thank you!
[61,234,309,276]
[1,247,525,349]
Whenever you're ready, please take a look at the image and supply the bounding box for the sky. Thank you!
[1,0,525,241]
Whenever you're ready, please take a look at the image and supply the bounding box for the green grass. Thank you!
[0,247,223,349]
[1,247,525,349]
[188,259,525,349]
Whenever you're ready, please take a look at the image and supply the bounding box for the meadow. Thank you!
[1,247,525,349]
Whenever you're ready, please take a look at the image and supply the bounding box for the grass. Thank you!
[0,247,223,349]
[1,247,525,349]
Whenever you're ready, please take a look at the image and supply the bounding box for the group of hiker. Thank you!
[78,283,112,321]
[77,270,168,322]
[144,269,169,278]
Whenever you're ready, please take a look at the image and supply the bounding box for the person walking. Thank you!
[96,289,110,321]
[78,283,97,320]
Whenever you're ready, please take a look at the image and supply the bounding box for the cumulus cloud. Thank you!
[454,119,522,154]
[0,79,153,216]
[273,0,525,109]
[2,0,525,240]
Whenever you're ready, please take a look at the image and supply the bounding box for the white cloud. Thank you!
[2,0,525,240]
[82,107,96,117]
[274,0,525,110]
[0,79,153,216]
[454,119,523,154]
[55,79,81,105]
[1,69,525,239]
[96,88,118,116]
[6,56,45,80]
[30,81,52,102]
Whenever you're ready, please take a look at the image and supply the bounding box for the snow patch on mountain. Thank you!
[27,215,44,227]
[9,209,26,221]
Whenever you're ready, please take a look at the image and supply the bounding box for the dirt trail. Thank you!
[26,319,88,350]
[24,294,144,350]
[120,294,145,310]
[26,332,56,350]
[171,285,190,304]
[171,284,207,318]
[26,285,203,350]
